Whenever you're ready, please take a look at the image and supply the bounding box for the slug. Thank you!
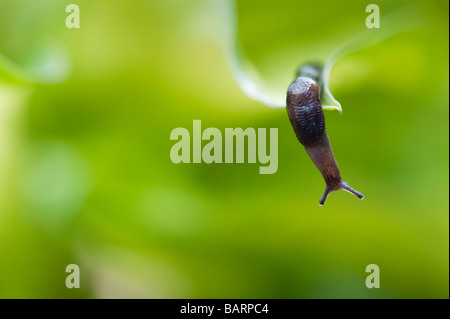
[286,63,364,206]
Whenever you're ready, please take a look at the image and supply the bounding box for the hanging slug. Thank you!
[286,63,364,206]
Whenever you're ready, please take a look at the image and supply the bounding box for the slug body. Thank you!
[286,63,363,205]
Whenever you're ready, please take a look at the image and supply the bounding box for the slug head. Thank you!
[319,181,365,206]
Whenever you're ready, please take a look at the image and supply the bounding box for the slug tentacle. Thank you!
[319,186,332,206]
[339,181,364,199]
[286,63,363,206]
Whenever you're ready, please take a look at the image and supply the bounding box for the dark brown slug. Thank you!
[286,63,363,206]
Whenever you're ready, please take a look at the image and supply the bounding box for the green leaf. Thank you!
[218,0,424,113]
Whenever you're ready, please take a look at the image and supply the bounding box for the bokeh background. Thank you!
[0,0,448,298]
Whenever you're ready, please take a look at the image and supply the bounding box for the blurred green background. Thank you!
[0,0,448,298]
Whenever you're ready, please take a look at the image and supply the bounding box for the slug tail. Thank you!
[339,181,364,200]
